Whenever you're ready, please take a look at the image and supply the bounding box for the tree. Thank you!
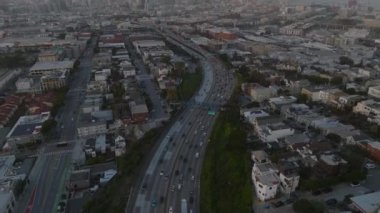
[330,76,343,85]
[293,199,324,213]
[160,55,171,65]
[339,56,354,66]
[326,133,341,143]
[41,119,57,136]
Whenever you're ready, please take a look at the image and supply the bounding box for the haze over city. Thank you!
[0,0,379,213]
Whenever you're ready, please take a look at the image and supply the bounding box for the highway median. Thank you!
[200,89,253,213]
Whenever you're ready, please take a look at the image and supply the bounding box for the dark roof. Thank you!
[10,123,40,137]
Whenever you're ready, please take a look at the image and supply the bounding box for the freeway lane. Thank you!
[129,29,235,213]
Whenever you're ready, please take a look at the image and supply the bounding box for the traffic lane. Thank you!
[153,110,201,212]
[31,155,59,213]
[134,110,196,212]
[147,109,201,213]
[42,154,68,213]
[164,111,207,212]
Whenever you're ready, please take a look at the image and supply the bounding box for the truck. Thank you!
[181,199,187,213]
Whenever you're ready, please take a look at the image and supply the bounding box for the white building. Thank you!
[368,86,380,99]
[278,162,300,195]
[353,99,380,117]
[77,121,107,138]
[252,162,280,201]
[257,122,294,142]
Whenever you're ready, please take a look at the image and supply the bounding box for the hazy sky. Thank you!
[288,0,380,9]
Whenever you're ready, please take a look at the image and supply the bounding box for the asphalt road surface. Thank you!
[129,30,235,213]
[20,39,96,213]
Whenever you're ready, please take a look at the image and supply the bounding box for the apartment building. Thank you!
[252,162,280,201]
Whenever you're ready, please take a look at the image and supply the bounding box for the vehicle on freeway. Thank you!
[56,142,69,147]
[181,199,187,213]
[169,207,173,213]
[195,152,199,158]
[151,199,157,208]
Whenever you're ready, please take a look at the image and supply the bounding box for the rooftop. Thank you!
[351,191,380,213]
[7,112,50,138]
[30,60,74,72]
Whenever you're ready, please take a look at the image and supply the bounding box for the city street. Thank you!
[125,38,169,122]
[18,39,96,213]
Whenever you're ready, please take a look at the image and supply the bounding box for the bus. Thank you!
[181,199,187,213]
[207,110,216,116]
[56,142,69,147]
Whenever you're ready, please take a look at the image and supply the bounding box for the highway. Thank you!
[129,29,235,213]
[19,39,96,213]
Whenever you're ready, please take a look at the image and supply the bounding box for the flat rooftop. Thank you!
[30,60,74,72]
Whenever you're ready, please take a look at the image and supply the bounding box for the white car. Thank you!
[169,207,173,213]
[365,163,376,169]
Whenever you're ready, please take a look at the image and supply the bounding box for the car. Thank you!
[284,199,294,205]
[177,184,182,190]
[351,181,361,187]
[191,175,195,181]
[322,187,333,193]
[151,199,157,208]
[169,207,173,213]
[312,190,322,196]
[365,163,376,169]
[272,201,284,208]
[160,170,164,176]
[189,196,194,204]
[325,198,337,206]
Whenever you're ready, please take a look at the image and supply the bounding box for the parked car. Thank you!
[350,181,361,187]
[365,163,376,169]
[312,190,322,196]
[322,187,333,193]
[272,201,284,208]
[325,198,338,206]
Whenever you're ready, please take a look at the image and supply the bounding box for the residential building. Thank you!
[38,50,61,62]
[268,96,297,110]
[94,69,111,81]
[40,71,67,91]
[77,117,107,138]
[368,85,380,99]
[252,162,280,201]
[15,78,41,94]
[0,155,25,181]
[99,169,117,185]
[29,61,74,76]
[277,161,300,194]
[365,142,380,162]
[114,135,126,157]
[241,83,277,102]
[241,108,269,124]
[350,191,380,213]
[95,134,106,154]
[251,150,269,164]
[93,52,112,68]
[353,99,380,124]
[318,154,348,176]
[257,122,294,143]
[66,169,91,190]
[5,112,49,149]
